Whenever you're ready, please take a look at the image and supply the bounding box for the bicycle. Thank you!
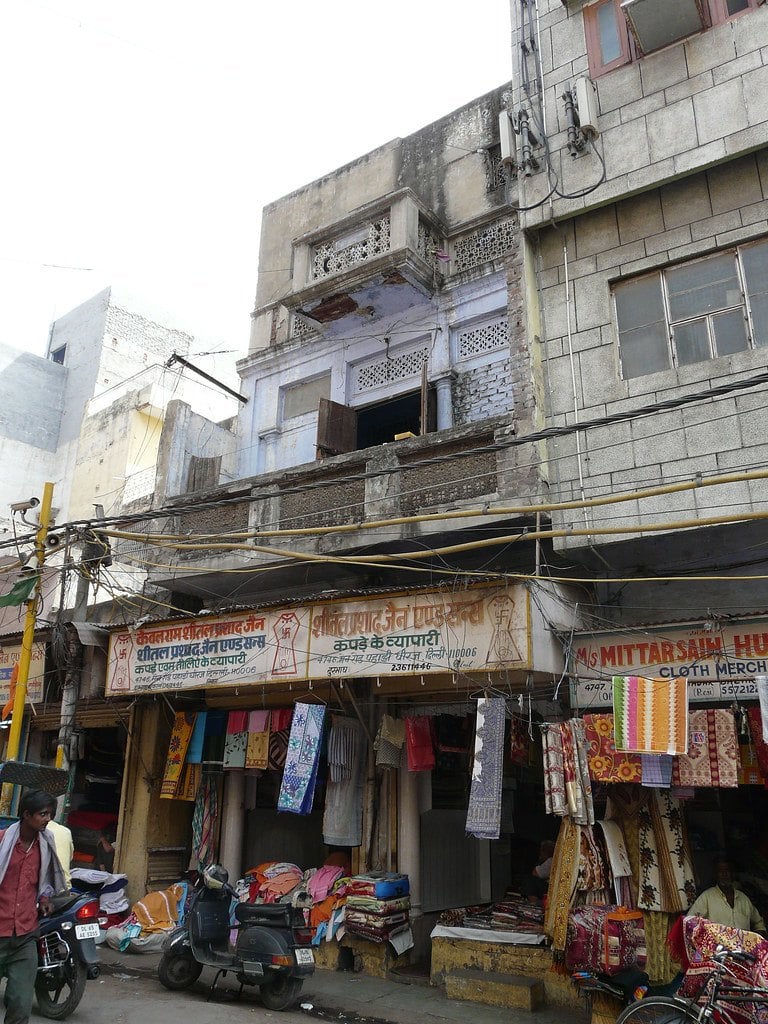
[615,946,768,1023]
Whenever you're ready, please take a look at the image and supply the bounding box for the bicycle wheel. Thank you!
[616,995,699,1024]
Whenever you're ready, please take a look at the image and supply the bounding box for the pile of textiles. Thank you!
[70,868,131,929]
[234,860,351,946]
[244,862,305,904]
[457,905,493,929]
[105,881,188,954]
[344,873,411,944]
[438,898,545,936]
[491,895,545,935]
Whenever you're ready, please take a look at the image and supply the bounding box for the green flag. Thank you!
[0,575,37,607]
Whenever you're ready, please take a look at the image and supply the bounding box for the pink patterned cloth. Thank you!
[672,709,738,788]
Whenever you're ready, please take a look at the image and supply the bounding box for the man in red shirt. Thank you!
[0,790,66,1024]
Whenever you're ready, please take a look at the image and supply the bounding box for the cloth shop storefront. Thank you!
[104,581,577,967]
[535,617,768,1007]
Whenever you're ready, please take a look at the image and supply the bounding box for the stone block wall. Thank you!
[534,151,768,547]
[515,2,768,229]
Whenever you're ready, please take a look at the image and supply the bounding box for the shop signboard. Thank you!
[105,586,531,695]
[570,619,768,708]
[0,644,45,703]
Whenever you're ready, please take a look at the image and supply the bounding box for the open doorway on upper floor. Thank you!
[316,383,437,459]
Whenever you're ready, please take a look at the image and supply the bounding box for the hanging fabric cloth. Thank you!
[323,718,367,846]
[583,713,642,784]
[192,777,218,868]
[160,712,196,799]
[268,708,293,770]
[405,716,435,772]
[223,710,248,769]
[561,719,594,825]
[758,675,768,742]
[636,789,696,913]
[277,702,326,815]
[465,696,505,840]
[641,754,674,788]
[544,816,581,952]
[245,710,270,770]
[374,714,405,769]
[186,712,207,765]
[672,708,739,788]
[612,675,688,755]
[327,716,356,782]
[541,722,567,816]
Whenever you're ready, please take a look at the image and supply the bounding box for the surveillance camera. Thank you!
[9,498,40,514]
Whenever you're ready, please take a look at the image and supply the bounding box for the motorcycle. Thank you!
[158,865,315,1010]
[36,891,102,1020]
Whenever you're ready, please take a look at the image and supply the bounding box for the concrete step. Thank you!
[445,968,545,1010]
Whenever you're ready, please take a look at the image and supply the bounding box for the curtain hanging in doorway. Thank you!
[465,696,505,840]
[277,702,325,815]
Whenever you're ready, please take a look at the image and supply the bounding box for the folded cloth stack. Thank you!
[344,874,410,944]
[490,896,545,935]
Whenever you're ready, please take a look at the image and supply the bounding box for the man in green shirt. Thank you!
[688,860,766,935]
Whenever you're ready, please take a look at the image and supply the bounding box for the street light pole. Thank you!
[0,482,55,811]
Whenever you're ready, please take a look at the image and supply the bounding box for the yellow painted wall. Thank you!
[114,703,193,903]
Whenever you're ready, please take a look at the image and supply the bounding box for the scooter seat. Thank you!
[234,903,295,927]
[48,893,82,913]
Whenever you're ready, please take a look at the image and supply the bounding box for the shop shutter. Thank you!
[420,809,491,912]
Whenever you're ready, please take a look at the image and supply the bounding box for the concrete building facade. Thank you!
[508,0,768,629]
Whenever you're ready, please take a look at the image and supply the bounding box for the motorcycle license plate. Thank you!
[75,923,100,939]
[295,949,314,965]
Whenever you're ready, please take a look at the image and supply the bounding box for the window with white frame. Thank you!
[614,239,768,379]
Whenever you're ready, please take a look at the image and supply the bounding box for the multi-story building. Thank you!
[110,87,585,954]
[0,286,241,850]
[507,0,768,675]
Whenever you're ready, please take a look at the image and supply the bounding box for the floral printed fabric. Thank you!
[637,790,696,913]
[160,712,196,798]
[277,703,326,815]
[583,713,642,784]
[672,708,739,788]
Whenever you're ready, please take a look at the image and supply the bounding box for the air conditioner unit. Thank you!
[621,0,707,55]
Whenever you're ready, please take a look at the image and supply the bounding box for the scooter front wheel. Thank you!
[157,952,203,991]
[35,958,87,1020]
[260,975,302,1010]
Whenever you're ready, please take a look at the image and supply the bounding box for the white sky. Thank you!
[1,1,512,358]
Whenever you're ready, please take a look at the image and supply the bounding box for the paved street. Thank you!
[20,959,588,1024]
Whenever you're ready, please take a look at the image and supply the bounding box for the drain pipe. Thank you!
[563,239,591,534]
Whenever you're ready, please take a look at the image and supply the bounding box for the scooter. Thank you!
[158,865,315,1010]
[36,891,102,1020]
